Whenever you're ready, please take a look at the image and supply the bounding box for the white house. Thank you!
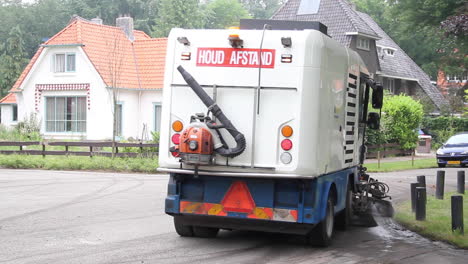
[9,16,167,140]
[0,93,18,128]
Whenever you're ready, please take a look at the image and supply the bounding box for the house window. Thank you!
[115,103,123,137]
[45,97,86,133]
[12,104,17,122]
[154,104,162,132]
[385,49,395,56]
[54,53,76,72]
[356,37,370,51]
[297,0,321,15]
[387,78,395,94]
[447,72,468,82]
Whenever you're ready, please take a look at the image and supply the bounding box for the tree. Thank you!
[240,0,284,19]
[0,25,29,97]
[205,0,250,29]
[381,95,424,150]
[353,0,467,79]
[151,0,205,37]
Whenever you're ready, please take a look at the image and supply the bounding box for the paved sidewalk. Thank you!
[365,151,436,164]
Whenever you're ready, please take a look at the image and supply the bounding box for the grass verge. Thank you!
[0,154,158,173]
[395,192,467,249]
[365,158,437,172]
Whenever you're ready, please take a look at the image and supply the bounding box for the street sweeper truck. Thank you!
[158,19,390,246]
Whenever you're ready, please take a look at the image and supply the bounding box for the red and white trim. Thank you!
[35,83,90,112]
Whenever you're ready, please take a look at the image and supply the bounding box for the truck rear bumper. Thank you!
[170,214,316,235]
[157,167,313,179]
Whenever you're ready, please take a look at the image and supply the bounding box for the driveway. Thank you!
[0,168,466,264]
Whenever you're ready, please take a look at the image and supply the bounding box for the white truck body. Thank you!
[159,28,369,177]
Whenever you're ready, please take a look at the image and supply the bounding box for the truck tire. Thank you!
[174,216,194,237]
[193,226,219,238]
[308,195,334,247]
[336,185,352,230]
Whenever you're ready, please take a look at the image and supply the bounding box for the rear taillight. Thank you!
[281,139,292,151]
[171,121,183,158]
[280,125,293,164]
[171,134,180,145]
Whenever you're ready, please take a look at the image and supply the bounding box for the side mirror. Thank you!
[367,112,380,130]
[372,84,384,109]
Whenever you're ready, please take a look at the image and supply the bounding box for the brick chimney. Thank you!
[116,16,134,41]
[91,17,103,25]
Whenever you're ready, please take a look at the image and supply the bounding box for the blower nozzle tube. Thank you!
[177,66,246,158]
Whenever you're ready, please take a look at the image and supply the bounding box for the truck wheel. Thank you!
[308,195,334,247]
[336,185,352,230]
[193,226,219,238]
[174,216,194,237]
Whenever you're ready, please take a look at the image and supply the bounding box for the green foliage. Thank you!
[365,123,388,146]
[240,0,284,19]
[366,158,437,172]
[205,0,250,29]
[352,0,466,80]
[381,95,424,150]
[0,154,159,173]
[465,89,468,117]
[395,192,468,249]
[0,25,29,96]
[0,113,41,141]
[151,0,205,37]
[421,116,468,148]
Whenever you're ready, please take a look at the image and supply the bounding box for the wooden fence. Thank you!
[366,143,413,159]
[0,141,159,158]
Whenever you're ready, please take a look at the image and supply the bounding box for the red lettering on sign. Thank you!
[196,48,275,68]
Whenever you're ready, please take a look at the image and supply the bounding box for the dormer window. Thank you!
[385,48,395,56]
[54,53,76,73]
[377,45,396,57]
[356,36,370,51]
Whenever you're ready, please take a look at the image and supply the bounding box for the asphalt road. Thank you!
[0,168,467,264]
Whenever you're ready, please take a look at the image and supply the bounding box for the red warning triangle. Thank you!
[221,181,256,214]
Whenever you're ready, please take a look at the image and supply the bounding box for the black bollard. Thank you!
[436,170,445,200]
[411,183,420,212]
[457,170,465,194]
[415,187,426,221]
[451,195,464,234]
[417,175,426,187]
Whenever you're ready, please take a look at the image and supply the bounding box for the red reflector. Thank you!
[221,181,256,213]
[172,133,180,144]
[171,151,179,157]
[281,139,292,151]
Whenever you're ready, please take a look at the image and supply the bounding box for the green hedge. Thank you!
[366,94,423,150]
[421,116,468,132]
[421,116,468,148]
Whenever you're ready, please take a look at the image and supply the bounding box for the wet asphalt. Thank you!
[0,168,466,264]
